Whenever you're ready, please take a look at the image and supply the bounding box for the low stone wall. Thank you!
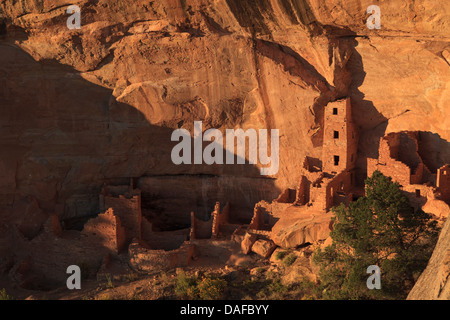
[129,239,195,273]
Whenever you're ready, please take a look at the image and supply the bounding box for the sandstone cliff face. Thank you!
[408,216,450,300]
[0,2,448,223]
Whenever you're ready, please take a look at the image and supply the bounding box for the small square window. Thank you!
[334,131,339,139]
[333,108,338,115]
[334,155,340,166]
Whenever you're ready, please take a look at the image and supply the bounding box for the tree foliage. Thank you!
[313,170,440,299]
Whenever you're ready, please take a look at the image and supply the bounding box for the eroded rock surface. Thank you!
[0,0,449,299]
[0,0,448,220]
[271,206,333,248]
[408,216,450,300]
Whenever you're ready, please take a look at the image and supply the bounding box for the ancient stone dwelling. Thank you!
[243,98,450,251]
[99,183,142,243]
[437,165,450,204]
[295,97,359,211]
[91,100,450,275]
[367,132,450,216]
[5,95,449,289]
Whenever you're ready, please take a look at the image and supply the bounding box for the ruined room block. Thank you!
[248,205,264,230]
[82,208,127,254]
[295,175,309,205]
[128,240,195,273]
[101,186,142,242]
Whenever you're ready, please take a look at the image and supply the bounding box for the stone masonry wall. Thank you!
[437,165,450,204]
[104,191,141,243]
[82,208,126,254]
[322,98,358,173]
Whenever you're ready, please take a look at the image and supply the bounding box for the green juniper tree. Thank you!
[313,170,440,300]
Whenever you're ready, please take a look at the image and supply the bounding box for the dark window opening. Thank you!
[0,21,6,36]
[334,155,340,166]
[415,189,421,198]
[333,108,338,115]
[334,131,339,139]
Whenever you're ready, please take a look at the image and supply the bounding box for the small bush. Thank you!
[197,277,227,300]
[175,272,198,299]
[275,250,288,261]
[255,278,289,300]
[268,278,288,295]
[282,253,297,267]
[256,267,265,274]
[0,288,13,300]
[105,274,114,289]
[175,272,227,300]
[125,273,139,282]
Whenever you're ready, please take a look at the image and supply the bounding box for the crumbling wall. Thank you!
[371,132,430,186]
[402,184,437,212]
[249,205,264,230]
[255,200,289,227]
[128,240,195,273]
[325,170,353,209]
[295,175,309,205]
[368,136,412,186]
[220,203,230,225]
[398,132,422,172]
[275,188,296,203]
[302,156,322,172]
[211,202,230,237]
[309,180,328,211]
[371,161,411,186]
[103,190,141,242]
[211,202,221,238]
[82,208,126,254]
[411,163,425,185]
[189,212,196,240]
[437,165,450,204]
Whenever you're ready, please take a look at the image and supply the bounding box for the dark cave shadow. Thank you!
[222,0,389,188]
[417,131,450,173]
[346,37,450,185]
[344,36,389,186]
[0,31,281,289]
[0,43,279,221]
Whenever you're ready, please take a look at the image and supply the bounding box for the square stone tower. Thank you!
[322,98,358,174]
[437,164,450,204]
